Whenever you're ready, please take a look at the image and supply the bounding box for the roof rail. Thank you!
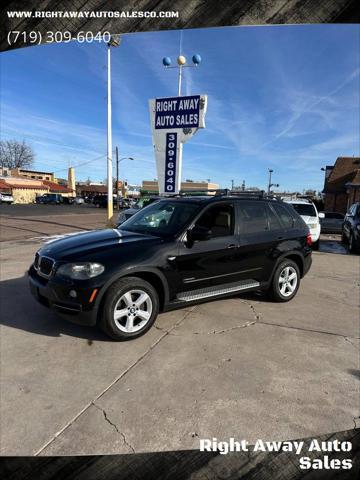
[216,189,273,199]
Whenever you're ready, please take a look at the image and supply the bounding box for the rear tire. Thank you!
[99,277,159,340]
[269,259,300,302]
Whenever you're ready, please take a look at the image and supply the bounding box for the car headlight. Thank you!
[308,224,317,229]
[57,262,105,280]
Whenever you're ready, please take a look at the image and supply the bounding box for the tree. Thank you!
[0,139,35,169]
[304,189,316,197]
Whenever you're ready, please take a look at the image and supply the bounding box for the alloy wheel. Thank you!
[113,289,153,333]
[278,266,298,297]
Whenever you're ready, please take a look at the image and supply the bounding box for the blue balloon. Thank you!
[162,57,171,66]
[192,54,202,65]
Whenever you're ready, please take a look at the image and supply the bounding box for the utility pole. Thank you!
[106,35,121,222]
[231,179,234,190]
[268,169,273,194]
[116,146,119,210]
[115,154,134,209]
[267,168,279,194]
[107,43,113,221]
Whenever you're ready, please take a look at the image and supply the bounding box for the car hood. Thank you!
[38,228,161,261]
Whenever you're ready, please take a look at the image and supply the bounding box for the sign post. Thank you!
[149,94,207,195]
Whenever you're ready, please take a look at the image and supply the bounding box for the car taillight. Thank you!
[306,233,312,246]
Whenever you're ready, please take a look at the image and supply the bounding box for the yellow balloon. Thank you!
[177,55,186,65]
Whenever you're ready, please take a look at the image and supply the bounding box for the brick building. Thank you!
[141,180,219,195]
[323,157,360,213]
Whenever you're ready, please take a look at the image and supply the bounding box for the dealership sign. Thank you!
[149,94,207,194]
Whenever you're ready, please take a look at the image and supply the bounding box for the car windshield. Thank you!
[289,203,316,217]
[119,200,201,237]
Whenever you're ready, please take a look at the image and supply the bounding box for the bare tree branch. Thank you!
[0,139,35,169]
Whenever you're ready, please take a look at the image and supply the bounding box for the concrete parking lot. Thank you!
[0,205,359,455]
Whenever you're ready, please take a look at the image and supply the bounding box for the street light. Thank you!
[267,168,279,194]
[162,53,202,96]
[115,147,134,209]
[107,34,121,222]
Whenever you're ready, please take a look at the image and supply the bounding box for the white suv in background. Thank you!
[0,193,14,204]
[283,198,321,250]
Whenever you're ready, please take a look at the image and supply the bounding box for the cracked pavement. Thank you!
[0,218,359,455]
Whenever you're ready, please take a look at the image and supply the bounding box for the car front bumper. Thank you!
[28,267,99,326]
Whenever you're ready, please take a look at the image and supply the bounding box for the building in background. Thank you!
[76,184,107,197]
[141,180,219,195]
[0,167,73,203]
[323,157,360,213]
[10,168,55,182]
[0,177,49,203]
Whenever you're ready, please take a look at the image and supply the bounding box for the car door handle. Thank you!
[227,244,238,249]
[277,236,284,240]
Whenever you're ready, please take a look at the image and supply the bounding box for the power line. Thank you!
[53,153,108,173]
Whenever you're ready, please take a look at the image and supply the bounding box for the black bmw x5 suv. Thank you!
[29,193,312,340]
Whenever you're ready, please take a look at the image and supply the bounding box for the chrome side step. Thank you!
[176,279,260,302]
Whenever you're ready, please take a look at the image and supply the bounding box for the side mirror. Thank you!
[318,212,325,219]
[188,225,212,242]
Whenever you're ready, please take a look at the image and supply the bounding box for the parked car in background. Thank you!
[0,193,14,204]
[116,197,135,209]
[283,198,321,250]
[36,194,64,205]
[63,196,74,205]
[73,196,85,205]
[92,194,118,208]
[319,211,344,234]
[117,196,161,225]
[93,195,108,208]
[29,193,312,340]
[84,195,95,204]
[342,202,360,253]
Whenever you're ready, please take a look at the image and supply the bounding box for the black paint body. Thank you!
[29,196,312,326]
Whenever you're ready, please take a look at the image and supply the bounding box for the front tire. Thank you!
[348,233,357,254]
[269,259,300,302]
[100,277,159,340]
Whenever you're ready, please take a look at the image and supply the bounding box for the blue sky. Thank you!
[1,24,359,191]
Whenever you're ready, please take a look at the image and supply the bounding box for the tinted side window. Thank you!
[196,203,235,237]
[272,204,294,229]
[238,202,268,234]
[267,205,282,230]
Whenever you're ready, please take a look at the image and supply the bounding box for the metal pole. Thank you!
[107,46,113,221]
[231,179,234,190]
[116,147,119,210]
[268,170,273,194]
[178,65,182,96]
